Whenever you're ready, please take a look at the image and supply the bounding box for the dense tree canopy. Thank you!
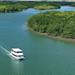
[28,11,75,39]
[0,1,61,12]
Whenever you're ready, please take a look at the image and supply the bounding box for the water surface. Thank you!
[0,6,75,75]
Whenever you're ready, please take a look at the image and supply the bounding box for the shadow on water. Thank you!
[10,59,24,75]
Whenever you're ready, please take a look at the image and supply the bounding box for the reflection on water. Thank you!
[11,59,24,75]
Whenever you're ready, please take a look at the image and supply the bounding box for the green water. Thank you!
[0,7,75,75]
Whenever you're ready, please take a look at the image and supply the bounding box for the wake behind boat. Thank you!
[10,48,25,61]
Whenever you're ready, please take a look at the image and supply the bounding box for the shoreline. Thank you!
[28,28,75,43]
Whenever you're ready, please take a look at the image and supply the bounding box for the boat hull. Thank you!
[10,53,24,61]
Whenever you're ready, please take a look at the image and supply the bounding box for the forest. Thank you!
[28,11,75,39]
[0,1,75,12]
[0,1,60,12]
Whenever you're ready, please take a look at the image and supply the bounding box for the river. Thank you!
[0,6,75,75]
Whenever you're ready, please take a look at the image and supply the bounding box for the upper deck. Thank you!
[12,48,22,52]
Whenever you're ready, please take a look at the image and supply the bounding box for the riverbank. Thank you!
[28,11,75,39]
[0,1,61,13]
[1,1,75,13]
[0,2,28,12]
[33,4,60,10]
[29,28,75,43]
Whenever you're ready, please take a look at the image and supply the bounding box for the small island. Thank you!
[28,11,75,40]
[33,2,60,10]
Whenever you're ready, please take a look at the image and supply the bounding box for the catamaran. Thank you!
[10,48,24,60]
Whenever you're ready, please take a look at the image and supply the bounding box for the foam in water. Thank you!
[0,45,10,55]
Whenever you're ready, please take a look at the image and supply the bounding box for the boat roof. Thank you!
[12,48,22,52]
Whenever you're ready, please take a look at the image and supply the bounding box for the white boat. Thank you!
[10,48,25,61]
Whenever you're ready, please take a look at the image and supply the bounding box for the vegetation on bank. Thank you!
[0,1,60,12]
[28,11,75,39]
[33,2,60,10]
[34,5,60,10]
[0,2,29,12]
[1,1,75,12]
